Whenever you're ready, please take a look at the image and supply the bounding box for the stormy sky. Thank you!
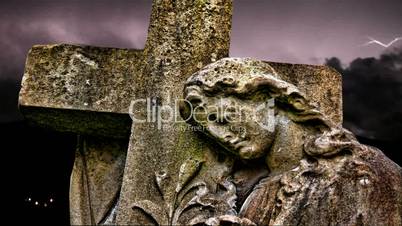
[0,0,401,140]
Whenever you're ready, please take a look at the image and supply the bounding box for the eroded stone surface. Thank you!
[19,44,142,138]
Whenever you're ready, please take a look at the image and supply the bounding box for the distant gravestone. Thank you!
[19,0,402,225]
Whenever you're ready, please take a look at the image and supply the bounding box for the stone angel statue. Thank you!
[180,58,402,226]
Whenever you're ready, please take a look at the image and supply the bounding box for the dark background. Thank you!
[1,0,401,224]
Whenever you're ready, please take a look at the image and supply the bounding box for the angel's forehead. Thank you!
[188,58,276,82]
[186,61,274,87]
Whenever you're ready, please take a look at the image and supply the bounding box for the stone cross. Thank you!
[19,0,343,225]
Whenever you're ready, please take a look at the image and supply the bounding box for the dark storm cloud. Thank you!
[0,78,22,122]
[326,48,402,141]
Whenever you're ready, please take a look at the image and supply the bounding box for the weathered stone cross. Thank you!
[19,0,342,225]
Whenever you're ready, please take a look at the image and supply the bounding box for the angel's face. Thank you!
[185,92,276,160]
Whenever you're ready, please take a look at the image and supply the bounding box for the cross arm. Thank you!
[267,61,343,125]
[18,44,142,138]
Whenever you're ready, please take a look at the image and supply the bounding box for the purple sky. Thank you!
[232,0,402,64]
[0,0,401,80]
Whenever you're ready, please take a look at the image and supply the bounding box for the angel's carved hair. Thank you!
[181,58,358,157]
[182,58,330,127]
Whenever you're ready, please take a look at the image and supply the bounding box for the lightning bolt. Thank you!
[363,36,402,48]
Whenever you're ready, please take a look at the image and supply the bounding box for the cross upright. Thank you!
[115,0,234,224]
